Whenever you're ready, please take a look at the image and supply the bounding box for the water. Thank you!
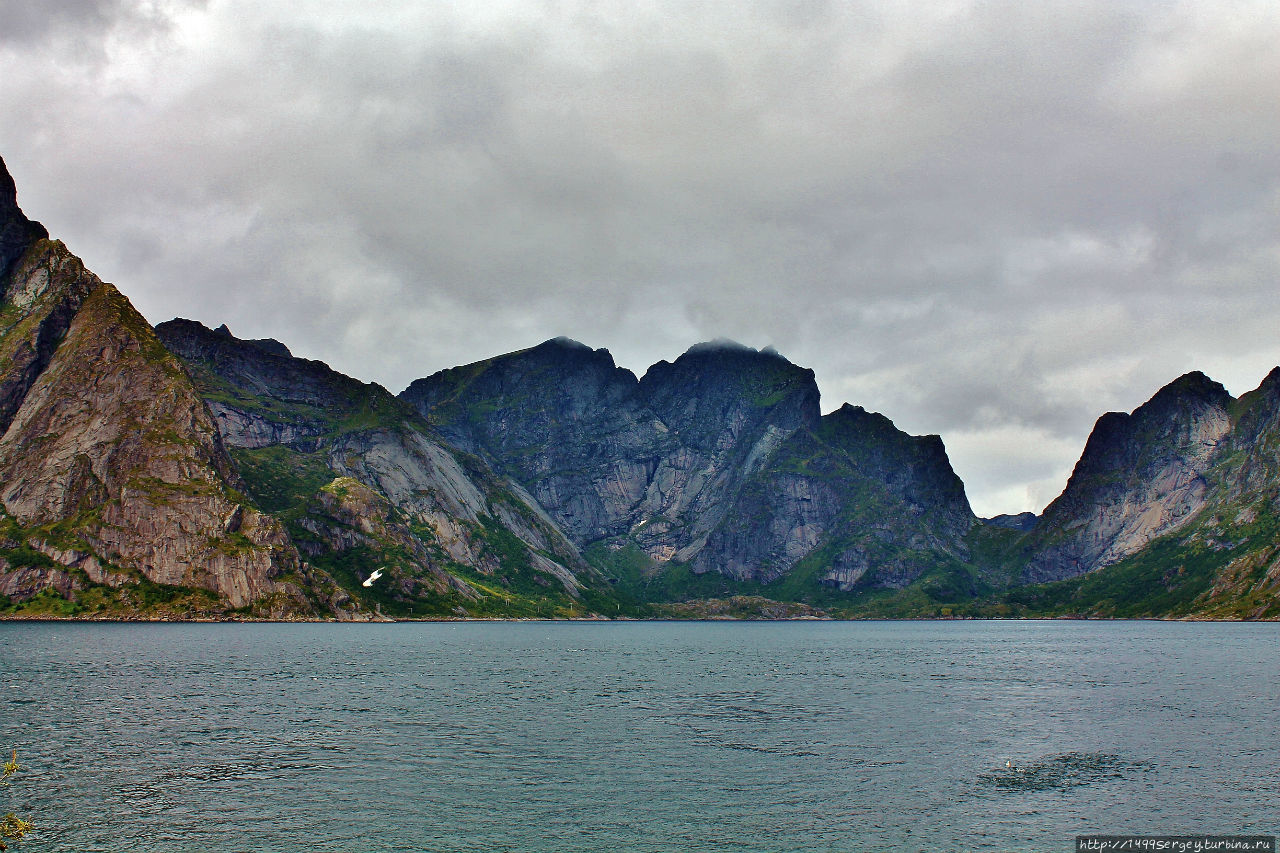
[1,620,1277,851]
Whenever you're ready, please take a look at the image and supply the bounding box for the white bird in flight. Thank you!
[362,568,385,587]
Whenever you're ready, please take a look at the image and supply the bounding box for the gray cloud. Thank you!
[2,0,1277,516]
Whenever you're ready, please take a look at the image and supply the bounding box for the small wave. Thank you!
[977,752,1152,792]
[717,741,819,757]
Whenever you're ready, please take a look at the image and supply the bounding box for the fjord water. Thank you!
[2,621,1277,852]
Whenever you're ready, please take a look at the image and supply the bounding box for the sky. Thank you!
[1,0,1277,517]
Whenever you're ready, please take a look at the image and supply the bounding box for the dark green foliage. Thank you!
[475,514,532,573]
[0,544,56,571]
[0,573,221,618]
[300,542,456,618]
[1003,504,1280,618]
[583,539,746,603]
[963,522,1033,588]
[232,446,334,515]
[651,562,757,601]
[471,514,594,609]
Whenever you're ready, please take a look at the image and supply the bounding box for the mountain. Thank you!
[404,339,977,598]
[402,338,825,563]
[0,155,307,617]
[0,156,606,621]
[1,154,1277,620]
[990,371,1280,618]
[696,404,975,590]
[1023,371,1233,583]
[154,319,613,618]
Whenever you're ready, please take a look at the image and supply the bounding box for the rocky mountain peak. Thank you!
[828,402,889,428]
[654,338,801,368]
[526,337,632,381]
[1236,366,1280,415]
[1223,366,1280,475]
[1146,370,1232,413]
[639,340,821,442]
[167,319,294,360]
[402,337,639,427]
[1026,369,1235,583]
[0,156,49,288]
[819,401,972,516]
[681,337,762,355]
[986,511,1038,531]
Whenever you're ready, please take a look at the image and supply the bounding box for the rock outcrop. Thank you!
[0,156,306,614]
[404,338,974,591]
[0,158,47,283]
[1023,372,1233,582]
[157,319,598,617]
[697,404,975,587]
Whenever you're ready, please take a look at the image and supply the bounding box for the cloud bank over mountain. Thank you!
[2,0,1277,514]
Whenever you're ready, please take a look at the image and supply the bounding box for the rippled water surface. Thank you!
[1,620,1277,851]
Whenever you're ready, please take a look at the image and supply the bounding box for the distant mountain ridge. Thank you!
[1,155,1277,619]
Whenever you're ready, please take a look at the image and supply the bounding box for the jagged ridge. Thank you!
[2,152,1278,620]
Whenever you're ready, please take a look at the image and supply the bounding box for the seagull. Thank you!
[362,568,385,588]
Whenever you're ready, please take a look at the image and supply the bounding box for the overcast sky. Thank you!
[2,0,1277,516]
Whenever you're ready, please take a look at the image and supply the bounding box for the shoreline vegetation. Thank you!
[4,609,1276,624]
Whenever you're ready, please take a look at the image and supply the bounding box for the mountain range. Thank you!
[2,155,1277,620]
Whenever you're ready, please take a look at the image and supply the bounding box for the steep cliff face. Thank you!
[0,159,47,284]
[0,234,93,435]
[403,337,662,544]
[158,319,600,617]
[1223,368,1280,495]
[631,342,821,563]
[1023,372,1233,583]
[999,367,1280,618]
[403,337,976,593]
[1172,369,1280,617]
[694,404,975,587]
[0,157,306,614]
[404,339,828,566]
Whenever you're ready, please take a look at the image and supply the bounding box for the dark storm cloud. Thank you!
[0,0,206,59]
[1,0,1277,514]
[0,0,144,42]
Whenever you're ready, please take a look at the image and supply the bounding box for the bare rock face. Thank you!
[326,426,580,581]
[404,338,827,569]
[403,337,977,591]
[694,404,976,588]
[1024,372,1233,582]
[633,342,822,563]
[1223,367,1280,496]
[403,337,663,543]
[0,275,303,607]
[158,318,596,613]
[0,236,96,434]
[0,157,308,613]
[296,476,476,602]
[0,156,48,284]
